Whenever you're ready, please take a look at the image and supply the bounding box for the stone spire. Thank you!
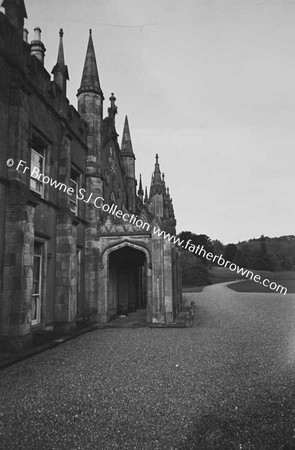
[138,174,144,202]
[77,29,103,97]
[153,154,162,183]
[51,28,69,93]
[150,154,165,196]
[57,28,65,66]
[144,186,149,204]
[121,115,136,212]
[121,116,134,157]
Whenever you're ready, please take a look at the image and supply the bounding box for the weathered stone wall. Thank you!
[0,5,182,351]
[0,10,89,350]
[1,182,36,351]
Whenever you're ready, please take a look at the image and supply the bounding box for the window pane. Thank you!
[70,173,79,214]
[32,297,37,321]
[30,148,44,195]
[32,242,43,325]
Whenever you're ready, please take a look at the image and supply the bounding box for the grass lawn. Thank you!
[228,279,295,294]
[182,268,295,294]
[209,267,245,285]
[182,286,204,293]
[209,266,295,284]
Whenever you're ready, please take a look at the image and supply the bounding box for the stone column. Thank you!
[84,173,102,323]
[54,133,78,333]
[163,239,174,323]
[150,230,165,323]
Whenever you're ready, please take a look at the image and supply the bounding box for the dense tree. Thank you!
[252,236,277,271]
[177,231,213,266]
[178,231,213,252]
[235,243,251,268]
[281,256,293,270]
[180,251,211,286]
[178,231,295,275]
[224,243,238,262]
[212,239,224,256]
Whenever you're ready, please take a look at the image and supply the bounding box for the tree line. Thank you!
[178,232,295,286]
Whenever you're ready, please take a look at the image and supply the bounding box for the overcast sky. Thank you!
[21,0,295,244]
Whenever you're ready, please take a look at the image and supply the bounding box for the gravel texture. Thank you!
[0,283,295,449]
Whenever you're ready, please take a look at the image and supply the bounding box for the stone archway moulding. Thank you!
[100,240,152,322]
[102,240,151,266]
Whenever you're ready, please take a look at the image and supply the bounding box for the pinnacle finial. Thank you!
[108,93,117,117]
[51,26,69,84]
[56,27,65,65]
[152,153,162,184]
[89,28,92,35]
[138,174,144,198]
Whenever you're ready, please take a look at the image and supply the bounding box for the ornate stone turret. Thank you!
[149,154,165,218]
[77,30,104,323]
[51,29,69,94]
[121,116,136,212]
[149,154,166,196]
[148,154,176,233]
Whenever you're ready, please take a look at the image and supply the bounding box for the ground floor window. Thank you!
[76,249,82,316]
[32,241,43,325]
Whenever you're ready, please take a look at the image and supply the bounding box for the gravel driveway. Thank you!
[0,283,294,449]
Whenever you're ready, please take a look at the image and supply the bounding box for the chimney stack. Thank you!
[30,27,46,64]
[23,28,28,42]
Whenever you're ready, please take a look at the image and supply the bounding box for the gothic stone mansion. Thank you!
[0,0,182,351]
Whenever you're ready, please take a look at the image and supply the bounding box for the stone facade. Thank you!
[0,0,182,351]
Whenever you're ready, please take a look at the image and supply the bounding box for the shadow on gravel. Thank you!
[178,414,243,449]
[193,305,219,328]
[177,395,295,449]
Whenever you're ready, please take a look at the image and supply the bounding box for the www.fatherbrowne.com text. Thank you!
[11,158,288,295]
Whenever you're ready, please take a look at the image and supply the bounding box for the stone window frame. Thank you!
[75,248,82,317]
[29,129,52,201]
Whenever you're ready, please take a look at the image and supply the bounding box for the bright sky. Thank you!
[21,0,295,244]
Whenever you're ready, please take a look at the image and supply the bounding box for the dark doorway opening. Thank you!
[108,246,147,316]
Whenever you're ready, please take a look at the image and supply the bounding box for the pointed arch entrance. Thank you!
[102,241,152,320]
